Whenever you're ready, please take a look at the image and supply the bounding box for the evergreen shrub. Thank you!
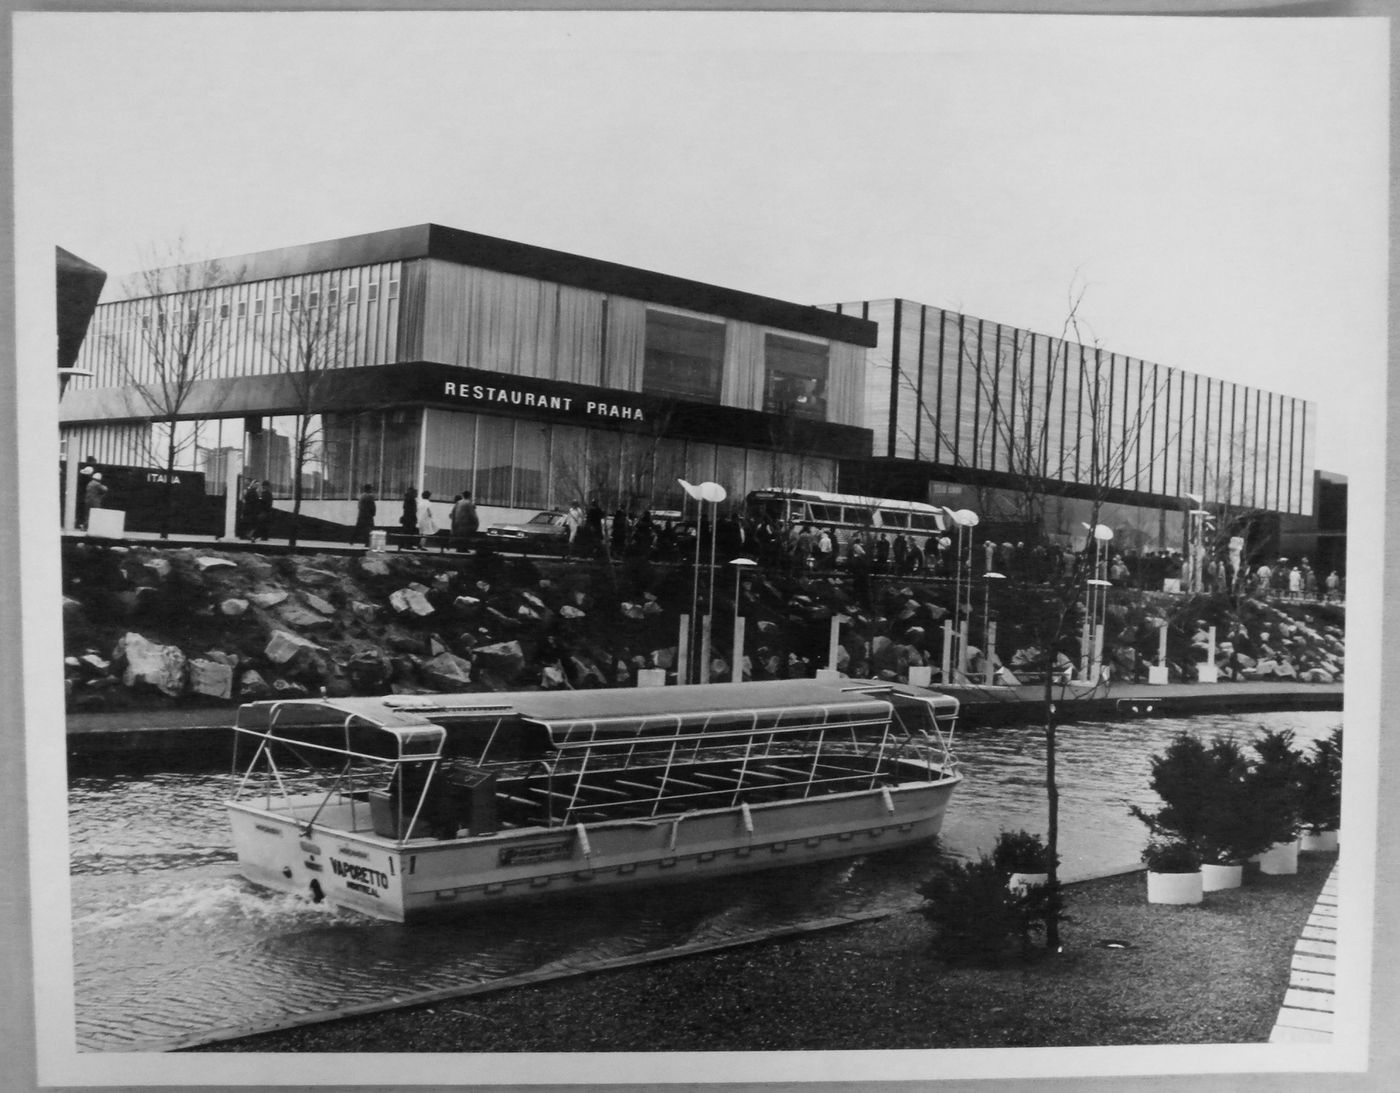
[918,831,1066,965]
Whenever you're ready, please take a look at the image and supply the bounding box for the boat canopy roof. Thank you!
[234,680,956,751]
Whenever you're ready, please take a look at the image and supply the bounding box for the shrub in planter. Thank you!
[1141,838,1202,874]
[1130,733,1261,865]
[1246,727,1305,851]
[1298,726,1343,836]
[918,845,1066,966]
[1142,838,1203,905]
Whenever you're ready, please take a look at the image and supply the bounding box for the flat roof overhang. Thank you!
[106,224,879,348]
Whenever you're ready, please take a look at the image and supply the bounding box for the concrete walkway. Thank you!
[1269,860,1339,1044]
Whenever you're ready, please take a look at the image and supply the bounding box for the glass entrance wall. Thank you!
[421,407,836,516]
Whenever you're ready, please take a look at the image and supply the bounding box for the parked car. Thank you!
[485,510,571,553]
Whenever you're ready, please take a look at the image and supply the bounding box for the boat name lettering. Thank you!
[330,857,389,888]
[336,846,370,860]
[345,881,381,899]
[499,842,574,866]
[254,823,282,836]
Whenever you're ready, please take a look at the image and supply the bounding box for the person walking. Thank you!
[83,472,109,529]
[564,502,584,559]
[450,489,479,552]
[239,479,260,540]
[75,456,98,530]
[417,490,439,550]
[251,480,274,542]
[351,483,377,545]
[399,486,419,550]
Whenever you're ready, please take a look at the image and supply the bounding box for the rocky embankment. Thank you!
[59,541,1345,714]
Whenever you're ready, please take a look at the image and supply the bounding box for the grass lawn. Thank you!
[195,850,1336,1052]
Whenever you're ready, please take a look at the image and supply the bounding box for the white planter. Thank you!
[1147,870,1203,905]
[1008,872,1048,895]
[1201,863,1244,891]
[1258,839,1301,875]
[1301,829,1339,853]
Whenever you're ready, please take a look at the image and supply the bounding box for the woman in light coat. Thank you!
[417,490,439,550]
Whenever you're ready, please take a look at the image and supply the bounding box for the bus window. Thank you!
[809,503,838,523]
[880,510,909,529]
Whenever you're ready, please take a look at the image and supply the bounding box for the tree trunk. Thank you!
[1044,662,1061,951]
[289,415,307,551]
[161,426,177,540]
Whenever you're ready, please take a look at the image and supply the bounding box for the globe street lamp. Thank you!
[1079,523,1114,682]
[678,478,727,683]
[982,571,1006,684]
[729,557,758,681]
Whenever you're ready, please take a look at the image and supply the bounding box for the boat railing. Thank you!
[231,702,448,840]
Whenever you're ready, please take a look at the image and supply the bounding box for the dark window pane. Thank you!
[643,311,724,403]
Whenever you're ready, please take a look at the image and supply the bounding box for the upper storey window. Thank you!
[642,310,725,404]
[764,334,829,420]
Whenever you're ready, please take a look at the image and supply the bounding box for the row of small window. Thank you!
[117,279,400,329]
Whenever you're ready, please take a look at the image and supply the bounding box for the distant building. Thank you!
[825,298,1318,554]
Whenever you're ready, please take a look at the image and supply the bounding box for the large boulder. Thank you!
[390,587,435,617]
[188,658,234,700]
[420,652,473,691]
[278,601,332,628]
[239,669,273,700]
[345,649,393,691]
[358,554,390,577]
[302,592,337,617]
[473,640,525,682]
[247,590,289,608]
[113,632,187,696]
[264,629,324,665]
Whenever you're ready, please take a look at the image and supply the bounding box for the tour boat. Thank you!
[226,678,963,922]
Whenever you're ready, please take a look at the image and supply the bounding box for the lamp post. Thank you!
[945,508,980,678]
[1079,523,1114,682]
[729,557,757,682]
[982,571,1005,685]
[678,478,727,683]
[1186,509,1212,594]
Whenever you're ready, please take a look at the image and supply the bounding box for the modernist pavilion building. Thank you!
[60,225,875,533]
[60,225,1317,556]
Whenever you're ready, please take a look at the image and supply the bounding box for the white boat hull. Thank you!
[228,768,960,922]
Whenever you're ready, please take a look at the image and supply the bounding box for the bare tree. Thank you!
[110,242,236,538]
[261,276,363,549]
[937,282,1184,953]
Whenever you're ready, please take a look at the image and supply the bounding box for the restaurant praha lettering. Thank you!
[442,381,645,421]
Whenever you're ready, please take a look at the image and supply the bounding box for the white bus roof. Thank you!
[748,488,953,514]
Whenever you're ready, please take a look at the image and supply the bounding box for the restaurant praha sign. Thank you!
[441,379,646,422]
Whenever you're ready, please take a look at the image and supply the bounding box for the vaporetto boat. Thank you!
[226,678,963,922]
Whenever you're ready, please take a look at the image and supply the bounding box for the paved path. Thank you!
[1269,860,1340,1044]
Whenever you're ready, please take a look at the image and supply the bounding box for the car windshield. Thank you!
[528,512,562,526]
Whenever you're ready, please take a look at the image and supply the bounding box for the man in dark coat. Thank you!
[352,483,376,545]
[252,480,274,542]
[450,490,479,552]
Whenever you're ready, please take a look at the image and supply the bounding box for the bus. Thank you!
[744,488,955,551]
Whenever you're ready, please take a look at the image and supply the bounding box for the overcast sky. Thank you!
[13,10,1389,475]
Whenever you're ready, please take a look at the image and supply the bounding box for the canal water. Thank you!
[67,708,1339,1052]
